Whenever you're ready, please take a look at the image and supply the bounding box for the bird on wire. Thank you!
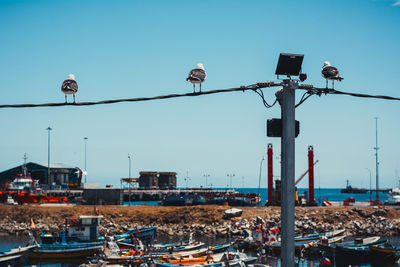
[61,74,79,103]
[321,61,343,89]
[186,63,207,93]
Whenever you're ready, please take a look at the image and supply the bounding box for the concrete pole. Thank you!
[279,80,296,267]
[267,144,273,205]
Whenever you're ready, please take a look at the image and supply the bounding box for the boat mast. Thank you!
[374,117,379,201]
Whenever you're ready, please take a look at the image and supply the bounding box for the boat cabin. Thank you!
[66,215,103,241]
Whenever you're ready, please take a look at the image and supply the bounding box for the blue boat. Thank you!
[160,194,206,206]
[30,243,103,259]
[0,243,37,265]
[41,215,105,244]
[114,226,157,243]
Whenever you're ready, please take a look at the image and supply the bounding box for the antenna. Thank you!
[23,153,28,176]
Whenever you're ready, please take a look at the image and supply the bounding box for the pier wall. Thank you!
[82,188,122,205]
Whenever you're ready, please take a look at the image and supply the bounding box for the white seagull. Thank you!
[321,61,343,89]
[61,74,78,103]
[186,63,207,93]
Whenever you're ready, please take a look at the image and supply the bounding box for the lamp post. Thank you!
[128,154,132,178]
[365,168,372,202]
[46,126,52,185]
[203,174,210,188]
[227,174,235,189]
[257,156,266,197]
[128,154,132,204]
[84,137,88,183]
[184,171,190,188]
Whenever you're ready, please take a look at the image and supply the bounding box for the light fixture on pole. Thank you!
[46,126,52,185]
[184,171,190,188]
[227,174,235,189]
[203,174,210,188]
[84,137,88,183]
[257,156,266,197]
[128,154,132,178]
[275,53,304,267]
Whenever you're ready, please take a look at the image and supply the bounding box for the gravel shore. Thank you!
[1,205,399,238]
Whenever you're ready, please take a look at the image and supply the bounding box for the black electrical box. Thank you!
[267,118,300,138]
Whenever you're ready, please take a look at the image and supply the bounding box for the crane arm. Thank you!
[295,160,319,186]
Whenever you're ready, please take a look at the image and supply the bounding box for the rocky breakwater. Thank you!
[0,205,399,238]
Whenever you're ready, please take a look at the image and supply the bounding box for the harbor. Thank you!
[0,204,400,266]
[1,1,400,266]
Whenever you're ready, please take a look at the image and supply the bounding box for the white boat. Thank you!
[223,208,243,219]
[387,188,400,205]
[6,195,18,205]
[0,233,37,264]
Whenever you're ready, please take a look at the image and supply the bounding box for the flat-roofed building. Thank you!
[158,172,177,189]
[139,171,158,188]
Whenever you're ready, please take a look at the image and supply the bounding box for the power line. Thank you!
[294,86,400,108]
[0,82,399,109]
[0,82,280,109]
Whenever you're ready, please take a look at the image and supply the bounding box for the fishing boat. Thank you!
[318,236,385,257]
[340,180,367,193]
[155,252,257,267]
[208,243,231,254]
[370,244,400,263]
[114,226,157,243]
[41,215,105,244]
[0,170,66,204]
[149,241,205,253]
[30,242,103,259]
[0,243,37,264]
[294,229,345,242]
[160,194,206,206]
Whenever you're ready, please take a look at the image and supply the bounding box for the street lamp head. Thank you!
[46,126,52,131]
[84,137,88,140]
[275,53,304,78]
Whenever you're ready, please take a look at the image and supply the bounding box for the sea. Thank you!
[1,188,397,267]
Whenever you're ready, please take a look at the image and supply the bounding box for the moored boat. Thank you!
[318,236,385,257]
[41,215,105,244]
[30,243,103,259]
[0,243,37,264]
[114,226,157,243]
[370,244,400,263]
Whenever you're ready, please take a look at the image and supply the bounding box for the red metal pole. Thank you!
[267,143,273,205]
[308,146,315,205]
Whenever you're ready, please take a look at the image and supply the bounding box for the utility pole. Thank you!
[277,79,297,267]
[374,117,379,201]
[46,126,52,185]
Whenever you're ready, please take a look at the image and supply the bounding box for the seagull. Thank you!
[321,61,343,89]
[61,74,78,103]
[186,63,207,93]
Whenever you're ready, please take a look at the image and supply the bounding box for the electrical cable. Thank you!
[295,91,314,108]
[0,82,280,109]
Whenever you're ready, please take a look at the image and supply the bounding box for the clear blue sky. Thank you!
[0,0,399,189]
